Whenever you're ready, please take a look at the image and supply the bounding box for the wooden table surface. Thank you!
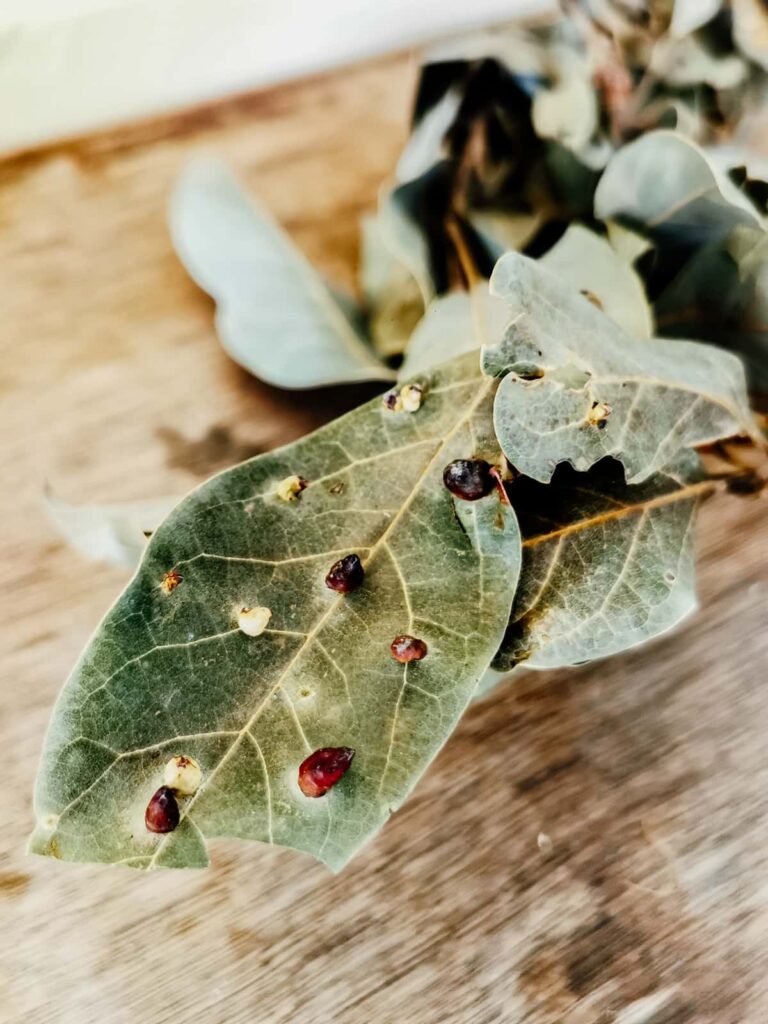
[2,51,768,1024]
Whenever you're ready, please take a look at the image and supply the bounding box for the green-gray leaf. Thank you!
[469,210,542,258]
[377,185,435,306]
[594,131,763,249]
[493,451,710,671]
[170,158,394,389]
[398,287,510,379]
[482,253,754,484]
[360,214,424,361]
[30,353,520,871]
[539,224,653,339]
[396,87,461,184]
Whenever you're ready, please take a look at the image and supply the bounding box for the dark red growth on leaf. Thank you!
[443,459,494,501]
[390,635,428,663]
[145,786,180,833]
[298,747,355,798]
[325,554,365,594]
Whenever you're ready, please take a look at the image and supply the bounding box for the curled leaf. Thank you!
[396,86,462,184]
[594,131,763,249]
[360,214,425,360]
[170,158,394,389]
[377,182,438,305]
[482,253,755,484]
[31,353,521,871]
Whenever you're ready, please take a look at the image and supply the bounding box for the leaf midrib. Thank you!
[147,372,496,867]
[521,477,717,550]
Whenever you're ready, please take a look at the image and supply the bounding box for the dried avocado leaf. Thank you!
[30,352,521,871]
[594,131,763,250]
[360,214,425,361]
[377,183,437,305]
[398,286,509,379]
[396,86,462,184]
[493,451,711,671]
[539,224,653,339]
[482,253,755,484]
[170,158,394,389]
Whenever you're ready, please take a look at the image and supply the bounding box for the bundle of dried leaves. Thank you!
[34,1,768,872]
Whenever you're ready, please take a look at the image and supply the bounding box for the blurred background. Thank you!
[0,0,552,152]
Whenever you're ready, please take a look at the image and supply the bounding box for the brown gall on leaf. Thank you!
[390,634,428,663]
[298,747,355,798]
[145,786,180,833]
[443,459,494,501]
[275,475,307,502]
[160,569,183,594]
[325,554,365,594]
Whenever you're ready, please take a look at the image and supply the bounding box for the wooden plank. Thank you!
[1,51,767,1024]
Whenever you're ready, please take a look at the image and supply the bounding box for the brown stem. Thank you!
[445,215,481,291]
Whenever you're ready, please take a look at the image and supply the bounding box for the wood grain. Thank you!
[1,51,768,1024]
